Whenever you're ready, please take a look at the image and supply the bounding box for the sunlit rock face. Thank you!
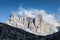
[35,14,42,27]
[5,12,19,27]
[5,11,59,36]
[29,20,35,32]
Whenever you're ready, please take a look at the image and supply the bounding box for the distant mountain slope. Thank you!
[0,23,60,40]
[0,23,39,40]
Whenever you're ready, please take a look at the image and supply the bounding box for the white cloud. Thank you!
[17,7,58,25]
[17,7,35,17]
[58,8,60,11]
[44,14,57,24]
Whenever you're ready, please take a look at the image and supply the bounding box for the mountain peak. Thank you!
[4,12,59,36]
[10,11,19,20]
[10,11,16,18]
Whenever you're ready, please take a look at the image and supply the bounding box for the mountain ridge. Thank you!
[4,11,59,36]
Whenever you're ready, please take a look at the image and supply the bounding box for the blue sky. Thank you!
[0,0,60,22]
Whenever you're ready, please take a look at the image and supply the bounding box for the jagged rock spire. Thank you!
[10,11,19,20]
[29,20,35,32]
[4,11,59,36]
[10,11,19,26]
[35,14,42,27]
[10,11,16,17]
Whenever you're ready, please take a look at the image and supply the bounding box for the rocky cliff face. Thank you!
[4,11,59,36]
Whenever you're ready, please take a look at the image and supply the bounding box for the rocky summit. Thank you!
[4,11,59,36]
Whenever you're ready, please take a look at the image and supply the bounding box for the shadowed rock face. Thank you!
[0,23,60,40]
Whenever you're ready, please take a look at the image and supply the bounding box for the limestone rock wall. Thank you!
[4,11,58,36]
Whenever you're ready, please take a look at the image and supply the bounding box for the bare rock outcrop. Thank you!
[5,11,59,36]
